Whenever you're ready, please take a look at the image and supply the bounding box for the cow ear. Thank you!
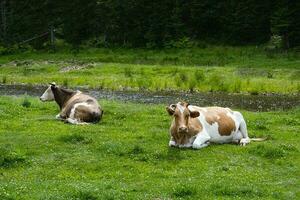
[166,104,176,115]
[190,110,200,118]
[49,82,57,88]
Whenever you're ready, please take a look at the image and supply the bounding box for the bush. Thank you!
[164,37,195,49]
[265,35,283,50]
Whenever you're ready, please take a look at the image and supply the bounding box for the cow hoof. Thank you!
[169,140,176,147]
[178,144,192,148]
[55,114,61,119]
[240,138,250,146]
[192,143,208,149]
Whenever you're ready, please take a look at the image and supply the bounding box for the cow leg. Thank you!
[238,118,250,146]
[169,137,177,147]
[232,131,243,144]
[192,131,211,149]
[65,117,89,125]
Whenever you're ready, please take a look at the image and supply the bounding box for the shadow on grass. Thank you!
[248,144,298,159]
[58,133,93,144]
[211,183,265,198]
[98,142,185,163]
[0,147,27,168]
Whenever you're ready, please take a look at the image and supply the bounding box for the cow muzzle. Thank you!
[178,126,188,133]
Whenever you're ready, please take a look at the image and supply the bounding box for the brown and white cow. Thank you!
[40,83,103,124]
[166,102,264,149]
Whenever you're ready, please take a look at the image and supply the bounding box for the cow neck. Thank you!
[51,87,76,109]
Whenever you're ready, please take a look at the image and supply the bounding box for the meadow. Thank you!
[0,47,300,94]
[0,96,299,199]
[0,46,299,199]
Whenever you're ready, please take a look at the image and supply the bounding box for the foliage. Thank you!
[0,1,299,48]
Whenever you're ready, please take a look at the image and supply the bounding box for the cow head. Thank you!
[166,102,200,134]
[39,82,56,101]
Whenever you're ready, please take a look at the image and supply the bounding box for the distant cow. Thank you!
[40,83,103,124]
[166,102,264,149]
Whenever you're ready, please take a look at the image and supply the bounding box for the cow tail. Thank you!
[250,138,267,142]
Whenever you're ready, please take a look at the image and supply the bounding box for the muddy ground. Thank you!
[0,84,299,111]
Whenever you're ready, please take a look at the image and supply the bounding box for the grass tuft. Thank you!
[130,145,144,155]
[21,97,31,108]
[63,79,69,87]
[72,191,98,200]
[172,185,196,198]
[124,67,133,77]
[2,76,7,83]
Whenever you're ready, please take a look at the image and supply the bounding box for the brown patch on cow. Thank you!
[204,107,236,136]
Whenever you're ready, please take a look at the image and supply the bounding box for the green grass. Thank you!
[0,46,299,68]
[0,61,299,94]
[0,46,299,94]
[0,96,299,199]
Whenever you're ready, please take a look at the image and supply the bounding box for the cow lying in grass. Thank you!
[40,83,103,124]
[166,102,264,149]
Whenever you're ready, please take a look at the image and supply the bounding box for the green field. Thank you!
[0,47,300,94]
[0,96,299,199]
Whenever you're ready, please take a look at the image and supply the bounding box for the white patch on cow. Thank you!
[176,103,185,113]
[69,102,91,119]
[40,86,54,101]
